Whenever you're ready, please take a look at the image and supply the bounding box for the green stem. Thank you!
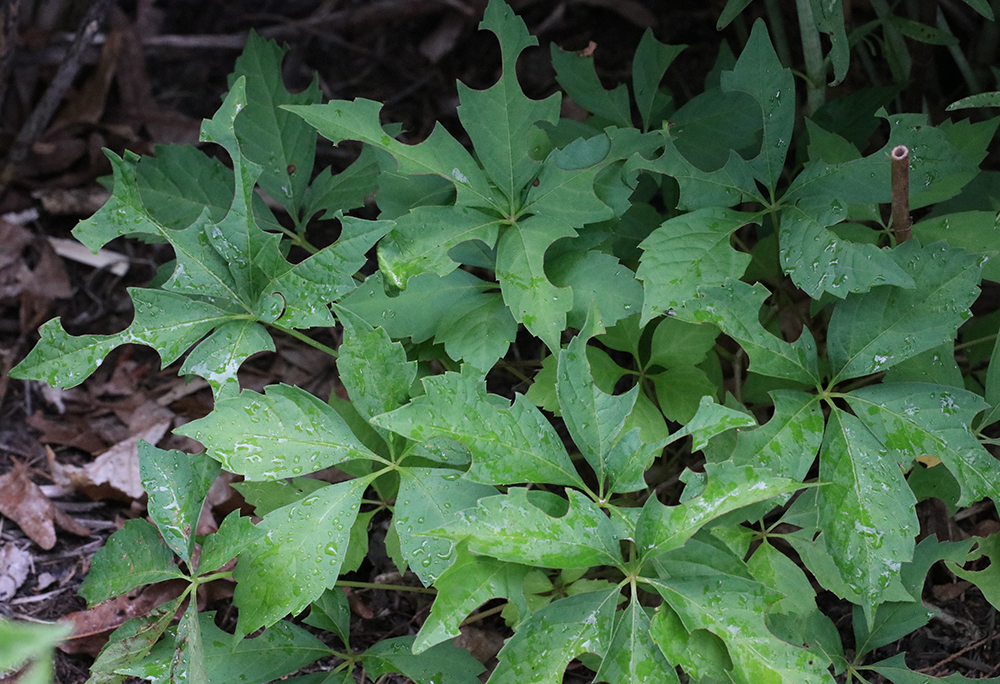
[795,0,826,114]
[336,580,436,594]
[956,333,997,352]
[268,322,339,359]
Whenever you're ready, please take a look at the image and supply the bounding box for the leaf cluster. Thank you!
[10,3,1000,683]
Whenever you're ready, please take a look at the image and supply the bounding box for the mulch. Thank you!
[0,0,998,682]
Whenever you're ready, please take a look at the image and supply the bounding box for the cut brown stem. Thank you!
[891,144,911,244]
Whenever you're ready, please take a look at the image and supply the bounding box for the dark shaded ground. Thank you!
[1,0,999,682]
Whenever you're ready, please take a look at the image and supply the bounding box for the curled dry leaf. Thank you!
[46,420,171,501]
[0,459,90,549]
[0,543,32,600]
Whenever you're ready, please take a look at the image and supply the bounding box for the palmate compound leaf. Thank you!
[12,78,387,396]
[487,588,620,684]
[817,409,918,625]
[176,384,380,481]
[372,370,585,488]
[429,487,626,569]
[232,475,373,638]
[826,240,982,384]
[673,278,821,385]
[845,383,1000,506]
[635,460,803,559]
[636,207,755,319]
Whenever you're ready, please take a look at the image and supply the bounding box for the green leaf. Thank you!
[488,589,619,684]
[177,384,379,480]
[229,30,321,216]
[625,135,763,211]
[747,541,818,616]
[457,0,560,207]
[556,318,639,491]
[363,636,484,684]
[394,468,498,584]
[378,206,502,289]
[649,602,733,681]
[414,543,528,653]
[548,249,643,330]
[374,371,585,488]
[720,19,795,192]
[85,598,183,684]
[670,88,762,171]
[179,318,274,398]
[827,241,982,384]
[432,487,625,569]
[593,599,678,684]
[846,383,1000,506]
[138,443,220,564]
[304,144,380,222]
[717,0,755,28]
[817,410,918,621]
[810,0,850,85]
[302,589,352,645]
[124,612,329,684]
[636,461,801,558]
[779,201,914,299]
[670,396,757,452]
[867,652,1000,683]
[496,216,575,350]
[268,216,394,329]
[912,211,1000,282]
[0,619,71,684]
[947,90,1000,111]
[637,207,754,317]
[982,332,1000,428]
[948,533,1000,611]
[10,288,231,389]
[674,279,821,385]
[335,307,415,428]
[550,43,631,128]
[136,144,233,230]
[284,98,494,209]
[197,511,264,575]
[233,476,371,637]
[720,390,824,481]
[632,30,685,131]
[79,519,185,605]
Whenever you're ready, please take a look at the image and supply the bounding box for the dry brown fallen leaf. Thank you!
[0,459,91,549]
[46,420,171,501]
[0,543,32,600]
[58,579,189,656]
